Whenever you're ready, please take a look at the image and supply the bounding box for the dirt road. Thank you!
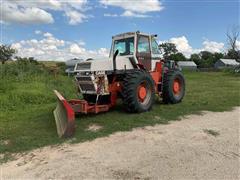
[1,108,240,180]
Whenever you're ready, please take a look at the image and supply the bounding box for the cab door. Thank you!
[151,38,162,71]
[136,35,151,70]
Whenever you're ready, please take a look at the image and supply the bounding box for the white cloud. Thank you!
[77,40,86,46]
[235,40,240,50]
[100,0,163,17]
[202,40,224,53]
[98,48,109,57]
[11,0,62,11]
[11,32,109,61]
[168,36,195,57]
[121,11,150,18]
[2,2,54,24]
[35,30,42,35]
[11,43,22,50]
[43,32,53,38]
[1,0,90,25]
[65,10,88,25]
[100,0,163,13]
[160,36,225,57]
[104,11,150,18]
[70,44,86,54]
[104,13,118,17]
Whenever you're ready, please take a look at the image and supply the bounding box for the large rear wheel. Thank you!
[122,70,155,113]
[162,70,185,104]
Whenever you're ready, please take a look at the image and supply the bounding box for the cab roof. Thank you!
[112,31,156,39]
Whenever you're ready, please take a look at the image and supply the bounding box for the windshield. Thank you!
[113,37,134,56]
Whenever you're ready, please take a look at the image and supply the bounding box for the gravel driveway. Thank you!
[1,107,240,180]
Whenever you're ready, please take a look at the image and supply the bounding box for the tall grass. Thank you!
[0,61,77,157]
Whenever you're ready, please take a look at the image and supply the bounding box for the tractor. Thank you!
[54,31,185,137]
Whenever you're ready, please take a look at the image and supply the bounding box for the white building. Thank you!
[177,61,197,71]
[214,59,240,69]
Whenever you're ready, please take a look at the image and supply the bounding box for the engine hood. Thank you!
[74,56,134,72]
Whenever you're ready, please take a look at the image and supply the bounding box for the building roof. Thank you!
[177,61,197,67]
[219,59,240,65]
[65,58,83,67]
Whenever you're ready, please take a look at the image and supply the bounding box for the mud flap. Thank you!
[53,90,75,138]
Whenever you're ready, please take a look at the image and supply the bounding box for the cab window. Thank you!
[113,37,134,56]
[137,36,150,53]
[151,38,161,54]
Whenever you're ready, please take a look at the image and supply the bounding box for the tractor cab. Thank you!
[110,31,162,71]
[74,31,163,73]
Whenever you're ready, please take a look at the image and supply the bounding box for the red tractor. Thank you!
[54,31,185,137]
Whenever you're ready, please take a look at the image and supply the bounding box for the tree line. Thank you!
[158,42,239,68]
[159,26,240,68]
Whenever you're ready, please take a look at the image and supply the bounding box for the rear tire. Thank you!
[162,70,185,104]
[122,69,155,113]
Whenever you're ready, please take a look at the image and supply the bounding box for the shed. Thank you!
[214,59,240,69]
[65,58,83,75]
[177,61,197,71]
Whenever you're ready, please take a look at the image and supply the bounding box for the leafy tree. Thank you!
[169,52,187,62]
[213,52,224,63]
[0,45,17,64]
[199,51,214,68]
[190,52,224,68]
[190,53,201,67]
[199,51,213,60]
[15,56,39,64]
[159,42,178,59]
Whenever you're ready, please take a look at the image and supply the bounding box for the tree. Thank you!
[190,53,201,67]
[15,56,39,64]
[0,45,17,64]
[159,42,178,59]
[199,51,216,68]
[169,52,187,62]
[213,52,224,63]
[190,51,224,68]
[226,26,240,61]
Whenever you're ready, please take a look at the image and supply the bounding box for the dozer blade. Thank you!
[53,90,75,138]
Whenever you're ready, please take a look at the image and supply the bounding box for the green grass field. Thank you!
[0,61,240,163]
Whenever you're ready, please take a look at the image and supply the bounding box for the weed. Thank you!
[203,129,220,137]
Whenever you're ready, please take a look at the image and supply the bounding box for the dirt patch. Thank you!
[86,124,103,132]
[1,107,240,180]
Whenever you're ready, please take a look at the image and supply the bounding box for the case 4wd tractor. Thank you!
[54,31,185,138]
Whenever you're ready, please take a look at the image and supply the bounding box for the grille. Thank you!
[79,83,95,92]
[75,62,91,71]
[76,76,92,82]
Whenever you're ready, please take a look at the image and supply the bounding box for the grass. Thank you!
[0,62,240,163]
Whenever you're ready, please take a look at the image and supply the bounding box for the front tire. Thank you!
[122,70,155,113]
[162,70,185,104]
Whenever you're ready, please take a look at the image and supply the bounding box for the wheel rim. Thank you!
[137,81,151,105]
[173,78,181,95]
[138,86,147,101]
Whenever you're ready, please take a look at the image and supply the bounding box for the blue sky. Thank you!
[1,0,239,60]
